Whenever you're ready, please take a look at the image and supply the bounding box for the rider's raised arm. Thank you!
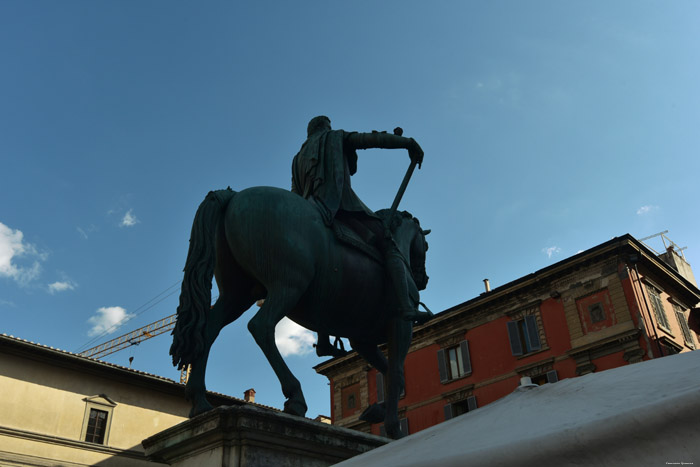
[345,132,424,165]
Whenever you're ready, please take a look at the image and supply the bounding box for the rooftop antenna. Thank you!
[638,231,687,260]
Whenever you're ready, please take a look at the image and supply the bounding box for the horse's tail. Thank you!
[170,187,236,370]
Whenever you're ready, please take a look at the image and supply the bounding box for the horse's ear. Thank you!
[422,229,431,236]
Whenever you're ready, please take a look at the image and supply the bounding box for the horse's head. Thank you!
[378,210,430,291]
[408,217,430,291]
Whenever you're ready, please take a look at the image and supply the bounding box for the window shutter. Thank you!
[460,340,471,375]
[437,349,448,382]
[400,418,409,435]
[376,372,385,404]
[524,315,541,351]
[444,403,454,421]
[507,321,523,356]
[546,370,559,383]
[467,396,477,411]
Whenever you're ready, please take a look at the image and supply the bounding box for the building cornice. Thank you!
[0,425,146,460]
[0,333,275,411]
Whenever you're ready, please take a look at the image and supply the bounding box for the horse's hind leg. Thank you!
[186,233,256,417]
[247,289,308,416]
[185,292,253,417]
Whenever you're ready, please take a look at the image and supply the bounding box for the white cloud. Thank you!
[48,280,76,294]
[636,205,658,215]
[542,246,562,258]
[275,317,316,357]
[120,209,139,227]
[77,224,98,239]
[0,222,45,285]
[87,306,135,337]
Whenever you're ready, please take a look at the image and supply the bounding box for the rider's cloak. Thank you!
[291,129,376,225]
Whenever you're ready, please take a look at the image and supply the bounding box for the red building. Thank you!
[315,234,700,436]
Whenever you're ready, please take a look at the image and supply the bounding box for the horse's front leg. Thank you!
[385,318,413,439]
[247,291,308,416]
[352,339,389,424]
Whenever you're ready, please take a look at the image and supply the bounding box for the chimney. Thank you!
[244,388,256,403]
[483,279,491,292]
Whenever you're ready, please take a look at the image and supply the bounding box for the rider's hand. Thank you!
[408,138,424,167]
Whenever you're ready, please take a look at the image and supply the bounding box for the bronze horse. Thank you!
[170,186,429,439]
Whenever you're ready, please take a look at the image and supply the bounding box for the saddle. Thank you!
[331,220,384,264]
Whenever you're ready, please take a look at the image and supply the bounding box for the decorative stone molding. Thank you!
[337,373,362,388]
[576,362,596,376]
[622,348,645,364]
[435,330,467,348]
[515,357,555,378]
[442,384,475,404]
[504,300,541,319]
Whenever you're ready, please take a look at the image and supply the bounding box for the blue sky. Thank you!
[2,2,699,419]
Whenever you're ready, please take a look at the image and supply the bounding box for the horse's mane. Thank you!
[376,209,421,233]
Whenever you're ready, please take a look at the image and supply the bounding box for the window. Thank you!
[85,409,108,444]
[437,340,471,383]
[341,383,361,418]
[507,316,541,356]
[444,396,477,420]
[80,394,115,446]
[647,285,671,331]
[673,303,695,348]
[531,370,559,386]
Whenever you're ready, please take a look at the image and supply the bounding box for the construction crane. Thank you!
[77,314,191,383]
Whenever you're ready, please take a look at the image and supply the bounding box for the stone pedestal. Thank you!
[142,405,387,467]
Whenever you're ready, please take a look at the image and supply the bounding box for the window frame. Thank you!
[507,315,541,357]
[531,370,559,386]
[672,303,695,348]
[444,395,477,421]
[80,395,116,446]
[646,284,672,332]
[437,340,472,384]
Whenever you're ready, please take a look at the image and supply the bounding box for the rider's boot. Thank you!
[382,239,433,325]
[314,334,348,358]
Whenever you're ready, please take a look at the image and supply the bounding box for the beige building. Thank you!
[0,333,261,466]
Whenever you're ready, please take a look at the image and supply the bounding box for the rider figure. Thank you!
[291,116,431,355]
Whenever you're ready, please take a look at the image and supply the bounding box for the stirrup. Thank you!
[401,302,434,324]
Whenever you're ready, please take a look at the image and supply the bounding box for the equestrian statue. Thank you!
[170,116,432,439]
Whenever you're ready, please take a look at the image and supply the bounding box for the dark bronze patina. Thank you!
[170,117,431,439]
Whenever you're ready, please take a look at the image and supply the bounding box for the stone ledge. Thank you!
[142,405,387,467]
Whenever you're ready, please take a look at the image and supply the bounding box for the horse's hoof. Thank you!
[359,403,386,423]
[385,422,406,440]
[283,399,308,417]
